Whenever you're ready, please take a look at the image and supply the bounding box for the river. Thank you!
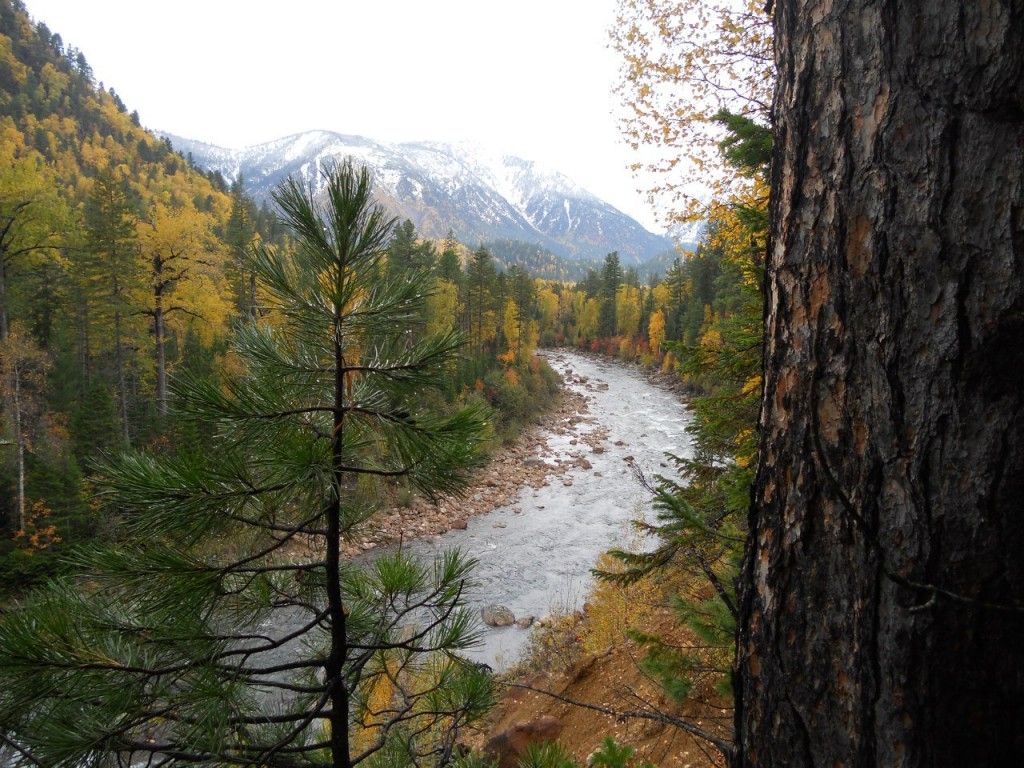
[395,350,695,670]
[0,351,694,766]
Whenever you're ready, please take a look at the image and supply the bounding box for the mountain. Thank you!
[165,131,675,265]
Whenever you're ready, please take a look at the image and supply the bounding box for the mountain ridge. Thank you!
[165,130,680,265]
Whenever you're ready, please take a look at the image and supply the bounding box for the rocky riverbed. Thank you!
[339,366,610,557]
[378,350,695,669]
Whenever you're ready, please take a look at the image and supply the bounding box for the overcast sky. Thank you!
[24,0,665,232]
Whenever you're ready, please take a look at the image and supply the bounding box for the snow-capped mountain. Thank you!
[165,131,674,265]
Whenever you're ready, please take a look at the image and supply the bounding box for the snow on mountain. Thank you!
[166,130,675,265]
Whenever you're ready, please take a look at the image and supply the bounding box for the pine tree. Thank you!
[737,1,1024,764]
[80,170,142,444]
[465,246,494,353]
[0,162,492,768]
[598,252,621,338]
[437,229,461,284]
[225,176,259,318]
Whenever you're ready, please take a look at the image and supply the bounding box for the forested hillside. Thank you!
[0,0,568,589]
[0,0,255,584]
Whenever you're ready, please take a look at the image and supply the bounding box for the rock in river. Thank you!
[481,605,516,627]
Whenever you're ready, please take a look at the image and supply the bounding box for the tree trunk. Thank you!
[153,252,168,419]
[0,255,9,343]
[11,361,24,531]
[154,304,166,419]
[735,2,1024,766]
[113,304,129,445]
[327,309,351,768]
[78,295,91,385]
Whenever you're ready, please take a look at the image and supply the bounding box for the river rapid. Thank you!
[395,350,695,670]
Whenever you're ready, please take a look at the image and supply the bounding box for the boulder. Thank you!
[481,605,516,627]
[516,615,535,629]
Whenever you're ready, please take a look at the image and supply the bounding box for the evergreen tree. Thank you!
[80,170,142,444]
[225,176,259,317]
[437,230,461,284]
[0,162,492,768]
[465,246,494,352]
[385,219,434,277]
[738,2,1024,764]
[598,251,621,338]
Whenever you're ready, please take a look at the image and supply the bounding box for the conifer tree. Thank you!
[225,176,260,318]
[598,252,621,338]
[437,230,461,284]
[465,246,494,352]
[0,162,492,768]
[80,170,142,444]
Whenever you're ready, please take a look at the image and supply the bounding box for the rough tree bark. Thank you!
[735,2,1024,766]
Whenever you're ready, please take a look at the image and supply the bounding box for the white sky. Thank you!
[23,0,666,232]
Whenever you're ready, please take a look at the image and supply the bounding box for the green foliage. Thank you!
[0,162,492,767]
[577,112,768,715]
[519,742,577,768]
[589,737,656,768]
[713,109,773,179]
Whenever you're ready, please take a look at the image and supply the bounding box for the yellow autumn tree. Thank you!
[501,298,521,363]
[615,284,643,338]
[648,308,666,356]
[537,285,559,340]
[578,297,601,342]
[425,278,459,336]
[611,0,772,223]
[137,204,230,417]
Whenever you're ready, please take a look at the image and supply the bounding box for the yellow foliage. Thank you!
[538,286,559,328]
[583,553,666,654]
[652,282,671,309]
[611,0,772,223]
[699,328,723,350]
[425,278,459,336]
[648,309,666,354]
[578,297,601,340]
[354,655,398,750]
[615,284,642,337]
[502,299,521,360]
[661,350,676,373]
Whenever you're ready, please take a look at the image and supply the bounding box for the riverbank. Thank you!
[339,361,611,557]
[477,600,728,768]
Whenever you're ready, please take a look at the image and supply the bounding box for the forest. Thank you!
[1,0,1022,767]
